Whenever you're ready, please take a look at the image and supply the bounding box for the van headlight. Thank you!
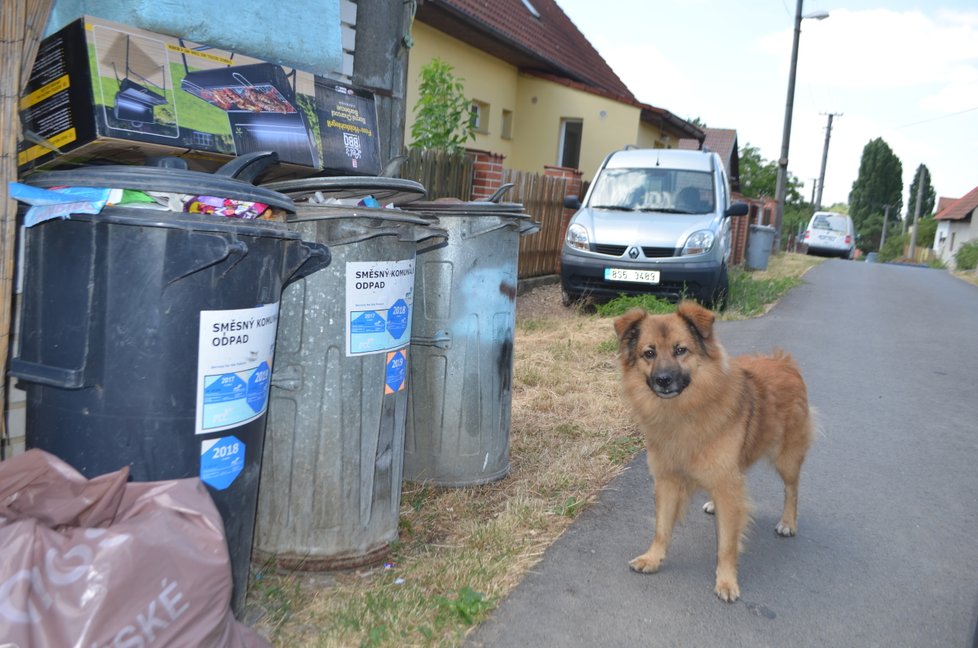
[565,223,590,251]
[681,230,715,256]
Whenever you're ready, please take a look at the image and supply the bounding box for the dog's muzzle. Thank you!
[648,369,690,399]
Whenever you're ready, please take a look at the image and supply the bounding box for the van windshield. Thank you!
[588,168,715,214]
[812,214,849,233]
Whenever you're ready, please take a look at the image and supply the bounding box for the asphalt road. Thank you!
[467,259,978,648]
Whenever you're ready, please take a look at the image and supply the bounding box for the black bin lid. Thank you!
[22,152,295,212]
[262,176,426,207]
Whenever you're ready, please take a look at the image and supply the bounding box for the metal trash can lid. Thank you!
[262,177,427,207]
[407,199,529,217]
[21,151,295,212]
[289,205,434,227]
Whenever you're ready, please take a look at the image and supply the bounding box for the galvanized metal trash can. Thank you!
[254,177,446,569]
[404,196,539,487]
[746,224,777,270]
[9,153,331,616]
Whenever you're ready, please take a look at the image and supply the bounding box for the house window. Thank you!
[470,100,490,134]
[501,109,513,140]
[558,119,582,169]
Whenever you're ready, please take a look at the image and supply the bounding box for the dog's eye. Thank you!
[674,345,688,357]
[643,348,656,360]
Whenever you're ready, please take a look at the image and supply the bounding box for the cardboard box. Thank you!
[19,16,381,178]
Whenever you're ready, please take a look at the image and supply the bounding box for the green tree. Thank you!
[738,143,804,202]
[848,138,904,252]
[907,164,936,217]
[738,143,808,241]
[409,58,475,153]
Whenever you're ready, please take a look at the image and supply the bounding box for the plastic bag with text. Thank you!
[0,449,269,648]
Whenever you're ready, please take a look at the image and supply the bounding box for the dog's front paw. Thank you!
[775,521,797,537]
[629,553,663,573]
[714,579,740,603]
[702,501,715,515]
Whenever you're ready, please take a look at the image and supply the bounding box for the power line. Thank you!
[893,105,978,129]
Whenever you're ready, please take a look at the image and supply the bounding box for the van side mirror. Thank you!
[564,195,582,210]
[725,202,749,217]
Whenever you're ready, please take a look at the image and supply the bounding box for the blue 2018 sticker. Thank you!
[200,436,245,491]
[386,299,409,340]
[247,361,270,413]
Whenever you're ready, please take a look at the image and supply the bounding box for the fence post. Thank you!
[544,166,583,272]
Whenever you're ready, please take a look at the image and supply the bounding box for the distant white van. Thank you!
[803,211,856,259]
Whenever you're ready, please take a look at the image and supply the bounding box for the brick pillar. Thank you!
[468,149,506,201]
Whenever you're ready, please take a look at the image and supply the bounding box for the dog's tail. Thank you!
[808,405,826,441]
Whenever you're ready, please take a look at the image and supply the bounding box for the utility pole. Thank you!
[810,178,818,206]
[880,204,892,251]
[814,112,842,210]
[908,168,926,260]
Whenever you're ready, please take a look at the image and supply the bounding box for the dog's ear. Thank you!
[614,308,646,366]
[676,300,715,340]
[614,307,646,341]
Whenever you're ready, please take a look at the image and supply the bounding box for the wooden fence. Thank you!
[398,148,473,201]
[504,169,568,278]
[398,150,569,279]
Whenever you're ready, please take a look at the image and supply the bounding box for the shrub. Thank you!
[954,240,978,271]
[410,59,475,153]
[878,233,907,263]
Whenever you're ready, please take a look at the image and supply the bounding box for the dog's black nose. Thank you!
[654,373,673,389]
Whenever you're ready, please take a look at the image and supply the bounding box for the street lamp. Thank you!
[773,2,829,250]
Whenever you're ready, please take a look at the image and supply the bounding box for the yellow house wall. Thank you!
[637,122,681,150]
[406,23,517,160]
[511,75,641,181]
[407,22,648,181]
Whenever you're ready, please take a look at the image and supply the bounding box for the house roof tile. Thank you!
[677,127,740,191]
[936,196,958,214]
[415,0,637,103]
[934,185,978,221]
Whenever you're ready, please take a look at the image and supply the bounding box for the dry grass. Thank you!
[952,269,978,288]
[248,253,820,647]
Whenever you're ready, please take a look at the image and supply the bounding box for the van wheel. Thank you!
[561,287,574,307]
[711,265,729,311]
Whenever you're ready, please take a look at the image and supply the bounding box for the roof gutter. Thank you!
[640,105,704,142]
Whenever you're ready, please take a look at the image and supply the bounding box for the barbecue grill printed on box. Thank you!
[180,59,320,168]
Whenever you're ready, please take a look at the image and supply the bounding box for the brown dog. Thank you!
[613,300,813,602]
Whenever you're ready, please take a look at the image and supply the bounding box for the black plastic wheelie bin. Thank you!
[10,152,330,616]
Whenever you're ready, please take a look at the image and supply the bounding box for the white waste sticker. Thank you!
[196,303,279,435]
[346,259,415,356]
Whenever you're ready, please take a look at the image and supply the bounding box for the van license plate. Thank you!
[605,268,660,284]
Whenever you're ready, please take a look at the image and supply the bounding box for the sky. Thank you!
[557,0,978,217]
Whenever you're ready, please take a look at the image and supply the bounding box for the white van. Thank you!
[803,211,855,259]
[559,148,748,309]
